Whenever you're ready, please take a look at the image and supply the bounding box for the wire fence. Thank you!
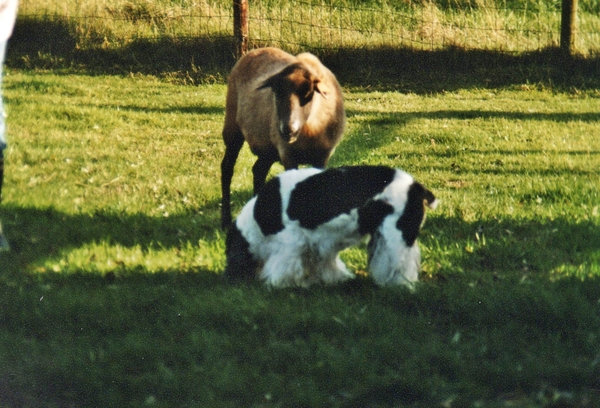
[15,0,600,56]
[251,0,563,52]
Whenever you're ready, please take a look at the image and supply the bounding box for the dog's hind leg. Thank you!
[260,251,307,288]
[318,254,355,285]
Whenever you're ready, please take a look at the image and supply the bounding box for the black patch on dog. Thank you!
[223,223,258,283]
[358,199,394,235]
[287,166,397,229]
[423,186,437,208]
[396,182,433,247]
[254,176,284,236]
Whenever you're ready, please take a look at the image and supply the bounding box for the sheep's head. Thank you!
[258,63,328,144]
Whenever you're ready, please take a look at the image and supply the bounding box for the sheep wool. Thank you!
[220,47,345,229]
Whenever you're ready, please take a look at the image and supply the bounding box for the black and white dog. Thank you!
[224,165,438,288]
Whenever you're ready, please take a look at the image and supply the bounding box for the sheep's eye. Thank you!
[297,84,313,105]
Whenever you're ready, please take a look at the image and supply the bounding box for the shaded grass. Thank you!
[7,15,600,91]
[2,271,600,407]
[0,70,599,406]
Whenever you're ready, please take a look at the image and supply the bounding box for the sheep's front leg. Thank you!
[252,151,279,194]
[221,135,244,229]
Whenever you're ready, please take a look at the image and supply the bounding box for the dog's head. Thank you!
[361,171,438,287]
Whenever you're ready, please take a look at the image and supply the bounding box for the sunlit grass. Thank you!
[36,237,226,274]
[1,70,599,406]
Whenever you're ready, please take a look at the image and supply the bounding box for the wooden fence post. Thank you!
[560,0,578,55]
[233,0,249,58]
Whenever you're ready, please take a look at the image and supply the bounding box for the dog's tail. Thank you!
[223,223,258,283]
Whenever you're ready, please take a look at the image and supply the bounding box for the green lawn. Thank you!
[0,70,599,407]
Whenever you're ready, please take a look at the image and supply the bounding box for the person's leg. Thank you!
[0,40,9,250]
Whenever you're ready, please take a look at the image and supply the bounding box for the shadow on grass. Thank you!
[90,102,225,116]
[332,107,600,166]
[7,17,236,82]
[0,206,598,407]
[0,202,598,408]
[0,199,597,282]
[0,202,224,278]
[346,109,600,124]
[423,215,600,279]
[7,17,600,91]
[322,46,600,92]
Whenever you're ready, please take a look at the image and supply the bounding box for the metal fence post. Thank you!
[233,0,249,58]
[560,0,578,55]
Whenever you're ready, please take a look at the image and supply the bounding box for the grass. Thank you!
[15,0,600,54]
[0,67,599,406]
[2,1,600,404]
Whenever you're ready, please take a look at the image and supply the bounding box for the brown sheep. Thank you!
[220,47,345,229]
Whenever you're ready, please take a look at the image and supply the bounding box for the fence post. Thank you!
[233,0,249,58]
[560,0,578,55]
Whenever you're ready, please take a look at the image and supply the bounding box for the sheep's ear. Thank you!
[314,80,330,99]
[257,64,296,91]
[257,75,276,91]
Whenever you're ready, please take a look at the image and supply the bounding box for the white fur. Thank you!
[368,216,421,287]
[364,172,422,288]
[234,167,435,288]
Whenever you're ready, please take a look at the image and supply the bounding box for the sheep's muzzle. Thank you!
[279,123,301,144]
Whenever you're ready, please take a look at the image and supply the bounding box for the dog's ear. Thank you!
[396,182,437,247]
[423,186,439,210]
[358,199,394,235]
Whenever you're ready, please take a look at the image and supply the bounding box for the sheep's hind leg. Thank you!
[260,251,306,288]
